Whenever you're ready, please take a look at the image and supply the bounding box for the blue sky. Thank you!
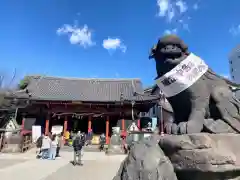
[1,0,240,87]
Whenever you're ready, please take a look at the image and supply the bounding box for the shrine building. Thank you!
[17,75,158,144]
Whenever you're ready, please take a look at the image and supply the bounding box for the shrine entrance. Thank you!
[43,114,132,144]
[68,117,88,133]
[66,116,118,136]
[88,116,118,135]
[91,117,106,135]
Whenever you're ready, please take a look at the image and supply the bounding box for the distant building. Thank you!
[229,45,240,98]
[10,75,158,144]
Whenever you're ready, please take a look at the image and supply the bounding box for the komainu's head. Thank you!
[149,35,189,78]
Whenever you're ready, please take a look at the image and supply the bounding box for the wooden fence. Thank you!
[20,132,33,152]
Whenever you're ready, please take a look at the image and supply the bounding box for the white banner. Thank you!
[156,53,208,97]
[51,125,63,135]
[32,126,42,143]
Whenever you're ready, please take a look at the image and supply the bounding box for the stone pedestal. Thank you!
[114,133,240,180]
[159,133,240,180]
[1,134,22,153]
[113,135,177,180]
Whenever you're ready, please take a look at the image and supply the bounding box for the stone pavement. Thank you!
[0,149,126,180]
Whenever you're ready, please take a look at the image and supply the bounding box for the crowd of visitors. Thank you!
[34,122,153,163]
[35,130,87,166]
[35,132,63,160]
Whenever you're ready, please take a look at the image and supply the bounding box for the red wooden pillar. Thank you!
[88,116,92,132]
[121,119,125,132]
[121,118,127,144]
[64,115,68,135]
[106,116,109,144]
[45,113,50,135]
[21,118,25,135]
[45,120,49,135]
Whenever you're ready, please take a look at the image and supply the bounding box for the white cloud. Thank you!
[102,38,127,53]
[164,28,177,35]
[157,0,198,33]
[157,0,188,22]
[57,23,95,48]
[157,0,175,22]
[229,25,240,36]
[193,3,199,10]
[176,0,188,13]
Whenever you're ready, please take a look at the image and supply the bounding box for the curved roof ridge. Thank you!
[29,75,141,82]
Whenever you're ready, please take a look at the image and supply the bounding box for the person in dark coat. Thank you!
[72,131,85,166]
[36,133,44,158]
[99,133,106,151]
[56,133,63,157]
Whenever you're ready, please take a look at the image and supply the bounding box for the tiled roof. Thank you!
[0,89,30,110]
[24,76,158,102]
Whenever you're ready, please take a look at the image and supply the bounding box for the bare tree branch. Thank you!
[0,74,4,88]
[7,68,16,88]
[0,68,18,89]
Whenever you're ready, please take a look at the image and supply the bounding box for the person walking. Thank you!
[99,133,106,151]
[72,131,85,166]
[64,130,70,146]
[56,133,63,158]
[48,134,58,160]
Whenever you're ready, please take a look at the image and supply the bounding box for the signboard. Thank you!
[91,135,100,145]
[32,125,42,143]
[112,127,120,134]
[51,125,63,135]
[156,53,208,97]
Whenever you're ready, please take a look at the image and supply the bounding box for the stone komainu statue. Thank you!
[149,35,240,134]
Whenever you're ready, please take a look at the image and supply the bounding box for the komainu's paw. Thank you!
[178,122,187,134]
[177,120,203,134]
[186,120,204,134]
[165,123,178,134]
[164,123,172,134]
